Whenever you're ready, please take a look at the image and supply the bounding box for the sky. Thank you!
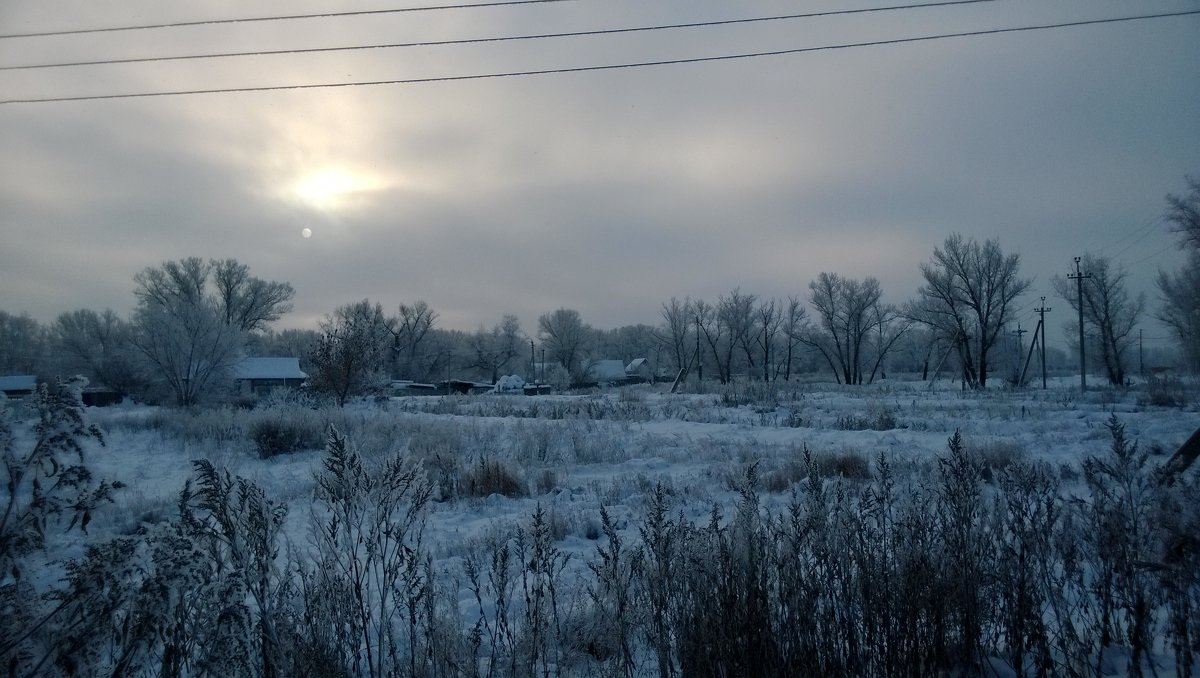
[1,0,1197,348]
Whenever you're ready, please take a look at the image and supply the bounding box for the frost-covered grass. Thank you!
[3,377,1198,675]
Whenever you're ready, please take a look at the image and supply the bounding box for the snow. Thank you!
[7,377,1199,674]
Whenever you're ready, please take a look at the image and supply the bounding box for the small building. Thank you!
[585,360,628,385]
[81,384,123,407]
[625,358,653,383]
[0,375,37,399]
[233,357,307,397]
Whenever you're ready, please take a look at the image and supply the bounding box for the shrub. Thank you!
[248,414,324,458]
[1140,376,1188,408]
[969,439,1027,482]
[463,457,527,498]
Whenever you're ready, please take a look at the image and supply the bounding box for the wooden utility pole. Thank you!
[1011,323,1027,386]
[695,314,702,383]
[1139,328,1144,379]
[1035,297,1051,389]
[1068,257,1091,391]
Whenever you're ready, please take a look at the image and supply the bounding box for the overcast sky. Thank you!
[2,0,1197,348]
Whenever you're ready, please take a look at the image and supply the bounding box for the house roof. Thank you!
[233,357,307,380]
[586,360,627,381]
[0,375,37,392]
[625,358,648,374]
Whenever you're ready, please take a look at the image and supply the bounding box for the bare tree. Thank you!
[1157,259,1200,372]
[309,300,393,406]
[211,258,295,332]
[390,301,438,381]
[1158,177,1200,371]
[864,301,911,384]
[129,299,243,406]
[464,315,524,383]
[659,297,695,379]
[694,299,723,383]
[130,258,294,405]
[1165,175,1200,250]
[695,289,757,384]
[53,309,144,397]
[754,298,783,381]
[804,274,891,385]
[0,311,49,375]
[1052,254,1144,385]
[915,235,1031,388]
[779,297,809,381]
[721,289,759,379]
[538,308,592,381]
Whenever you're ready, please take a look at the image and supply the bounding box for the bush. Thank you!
[1139,376,1188,408]
[462,457,527,498]
[248,413,324,458]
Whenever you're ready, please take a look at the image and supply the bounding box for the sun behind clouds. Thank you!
[289,166,384,212]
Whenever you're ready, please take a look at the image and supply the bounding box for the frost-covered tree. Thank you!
[1052,254,1144,385]
[719,288,758,381]
[804,274,904,385]
[53,309,144,397]
[695,289,757,384]
[129,258,294,405]
[539,308,592,381]
[0,311,49,376]
[309,300,393,406]
[754,298,783,382]
[390,301,439,381]
[1165,175,1200,250]
[135,257,294,334]
[210,258,295,332]
[779,296,809,381]
[464,314,524,383]
[659,297,695,380]
[129,297,243,407]
[915,235,1031,388]
[1158,177,1200,371]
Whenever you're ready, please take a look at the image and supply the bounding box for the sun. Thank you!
[290,166,382,211]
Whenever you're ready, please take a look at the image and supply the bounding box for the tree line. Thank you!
[1,177,1197,405]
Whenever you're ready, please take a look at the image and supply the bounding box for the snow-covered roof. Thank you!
[233,357,307,380]
[586,360,627,382]
[0,375,37,392]
[625,358,648,374]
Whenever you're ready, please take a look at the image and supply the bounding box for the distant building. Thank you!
[81,384,123,407]
[0,375,37,399]
[625,358,654,383]
[585,360,628,385]
[581,359,655,386]
[233,358,307,396]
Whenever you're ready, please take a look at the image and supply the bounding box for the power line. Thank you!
[1108,215,1167,260]
[1094,213,1164,258]
[0,0,578,40]
[1126,243,1177,267]
[4,9,1197,106]
[2,0,999,72]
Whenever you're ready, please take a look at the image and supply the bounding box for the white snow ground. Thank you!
[7,376,1198,675]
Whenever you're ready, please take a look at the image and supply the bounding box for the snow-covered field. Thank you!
[4,377,1199,676]
[77,378,1195,556]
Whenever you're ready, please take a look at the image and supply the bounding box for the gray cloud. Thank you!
[1,0,1197,348]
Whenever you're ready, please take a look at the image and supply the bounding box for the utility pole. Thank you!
[695,314,703,383]
[1068,257,1091,391]
[530,339,536,382]
[1035,297,1051,389]
[1011,323,1027,367]
[1011,323,1027,386]
[1139,328,1144,380]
